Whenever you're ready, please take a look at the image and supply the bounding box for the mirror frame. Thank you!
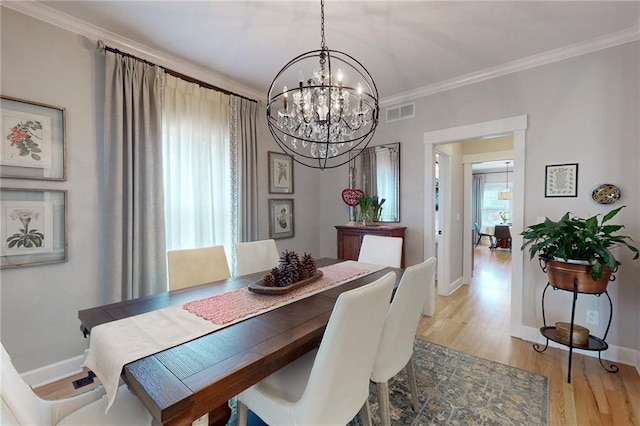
[348,142,401,223]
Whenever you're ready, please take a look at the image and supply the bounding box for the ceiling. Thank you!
[20,1,640,101]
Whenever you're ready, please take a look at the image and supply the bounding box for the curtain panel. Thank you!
[103,52,167,302]
[162,75,232,256]
[230,96,259,245]
[472,174,485,227]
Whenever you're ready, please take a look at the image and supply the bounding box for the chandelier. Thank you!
[266,0,379,170]
[498,161,513,200]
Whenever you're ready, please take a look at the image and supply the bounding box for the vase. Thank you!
[360,212,372,226]
[543,258,615,294]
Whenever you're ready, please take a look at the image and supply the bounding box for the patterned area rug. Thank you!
[227,339,549,425]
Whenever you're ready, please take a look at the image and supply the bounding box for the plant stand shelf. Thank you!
[532,279,619,383]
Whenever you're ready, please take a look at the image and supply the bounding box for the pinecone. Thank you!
[262,273,275,287]
[300,253,317,279]
[279,250,301,284]
[278,263,296,287]
[269,267,281,286]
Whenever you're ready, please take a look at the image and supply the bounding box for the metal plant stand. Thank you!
[533,277,619,383]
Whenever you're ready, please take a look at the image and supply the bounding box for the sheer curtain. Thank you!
[103,52,167,301]
[162,75,232,257]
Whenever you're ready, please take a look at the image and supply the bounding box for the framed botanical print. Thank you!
[268,199,294,239]
[545,163,578,197]
[0,96,66,180]
[0,188,67,268]
[268,151,294,194]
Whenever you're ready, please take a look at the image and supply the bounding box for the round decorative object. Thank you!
[555,322,590,347]
[591,184,621,204]
[341,188,364,207]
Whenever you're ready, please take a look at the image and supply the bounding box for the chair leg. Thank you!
[376,381,391,426]
[405,355,420,412]
[358,399,373,426]
[237,400,248,426]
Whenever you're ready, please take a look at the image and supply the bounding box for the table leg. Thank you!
[208,402,231,426]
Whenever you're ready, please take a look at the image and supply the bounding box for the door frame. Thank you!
[423,115,527,338]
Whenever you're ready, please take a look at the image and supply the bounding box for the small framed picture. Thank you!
[1,96,66,180]
[268,151,294,194]
[269,199,294,239]
[0,188,67,268]
[545,163,578,197]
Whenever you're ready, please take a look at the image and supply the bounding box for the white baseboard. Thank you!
[522,326,640,375]
[445,277,464,296]
[21,351,87,388]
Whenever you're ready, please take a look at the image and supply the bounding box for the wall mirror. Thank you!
[349,142,400,222]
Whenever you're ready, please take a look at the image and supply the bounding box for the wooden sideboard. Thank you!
[335,224,407,267]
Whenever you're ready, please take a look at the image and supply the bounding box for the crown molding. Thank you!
[381,25,640,107]
[2,1,265,101]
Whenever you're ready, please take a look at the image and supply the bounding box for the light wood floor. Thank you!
[417,243,640,425]
[35,246,640,425]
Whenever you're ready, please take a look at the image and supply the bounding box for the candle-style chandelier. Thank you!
[266,0,379,170]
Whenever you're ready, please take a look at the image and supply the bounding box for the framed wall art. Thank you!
[0,188,67,268]
[1,96,66,180]
[268,198,294,239]
[268,151,294,194]
[545,163,578,198]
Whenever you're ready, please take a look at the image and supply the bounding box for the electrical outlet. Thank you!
[586,309,599,325]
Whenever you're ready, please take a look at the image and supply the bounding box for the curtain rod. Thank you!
[473,170,510,175]
[96,40,257,103]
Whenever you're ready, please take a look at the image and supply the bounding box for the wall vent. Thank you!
[385,102,415,122]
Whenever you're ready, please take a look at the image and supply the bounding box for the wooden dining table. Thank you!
[78,258,402,426]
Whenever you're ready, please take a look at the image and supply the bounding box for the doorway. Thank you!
[423,115,527,338]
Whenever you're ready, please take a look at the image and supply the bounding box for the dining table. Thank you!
[77,258,402,426]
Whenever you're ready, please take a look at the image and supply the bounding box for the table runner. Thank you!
[83,261,384,411]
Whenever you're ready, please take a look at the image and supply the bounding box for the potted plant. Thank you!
[371,196,386,222]
[520,206,639,293]
[356,195,373,225]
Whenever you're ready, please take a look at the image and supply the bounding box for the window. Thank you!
[481,182,512,226]
[162,75,233,256]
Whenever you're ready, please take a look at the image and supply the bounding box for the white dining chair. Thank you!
[236,271,397,426]
[167,246,231,290]
[1,343,152,426]
[234,239,280,276]
[358,235,403,268]
[370,257,437,426]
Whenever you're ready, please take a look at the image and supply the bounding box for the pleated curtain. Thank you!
[103,52,167,301]
[230,96,259,244]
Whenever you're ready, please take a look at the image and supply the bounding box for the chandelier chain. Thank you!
[320,0,326,50]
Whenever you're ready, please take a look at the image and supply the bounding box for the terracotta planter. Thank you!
[544,259,615,294]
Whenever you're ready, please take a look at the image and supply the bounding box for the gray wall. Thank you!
[318,41,640,351]
[1,9,106,372]
[0,8,322,372]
